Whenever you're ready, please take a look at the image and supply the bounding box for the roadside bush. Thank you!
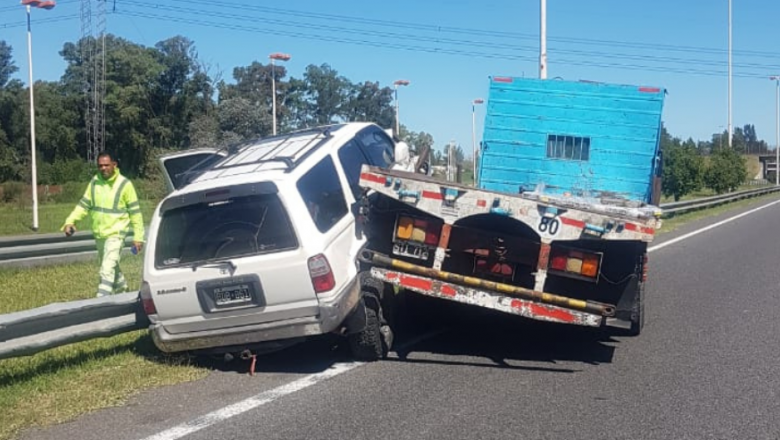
[38,158,94,185]
[662,143,704,201]
[134,178,166,202]
[1,181,25,203]
[705,147,747,194]
[51,181,88,204]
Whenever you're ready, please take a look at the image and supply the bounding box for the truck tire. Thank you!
[627,280,645,336]
[348,301,386,361]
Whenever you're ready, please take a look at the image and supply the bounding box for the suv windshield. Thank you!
[155,193,298,268]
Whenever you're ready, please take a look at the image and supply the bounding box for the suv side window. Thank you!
[297,155,349,233]
[337,140,372,199]
[356,127,395,168]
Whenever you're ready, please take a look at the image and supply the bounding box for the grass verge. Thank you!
[1,187,778,440]
[659,191,780,233]
[0,256,208,440]
[0,201,158,236]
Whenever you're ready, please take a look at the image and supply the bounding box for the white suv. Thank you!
[140,123,416,361]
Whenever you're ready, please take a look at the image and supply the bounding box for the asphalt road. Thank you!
[21,198,780,440]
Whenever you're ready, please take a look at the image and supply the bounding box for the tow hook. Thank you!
[240,349,258,376]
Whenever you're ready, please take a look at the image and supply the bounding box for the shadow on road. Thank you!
[388,294,620,372]
[127,293,621,377]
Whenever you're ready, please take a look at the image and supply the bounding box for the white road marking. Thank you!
[649,198,780,253]
[139,328,446,440]
[140,197,780,440]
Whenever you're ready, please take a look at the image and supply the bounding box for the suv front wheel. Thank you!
[347,278,391,361]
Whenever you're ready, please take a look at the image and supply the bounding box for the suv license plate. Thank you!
[392,242,429,260]
[213,284,253,306]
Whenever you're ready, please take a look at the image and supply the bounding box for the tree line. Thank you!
[0,34,766,204]
[659,122,776,202]
[0,35,434,186]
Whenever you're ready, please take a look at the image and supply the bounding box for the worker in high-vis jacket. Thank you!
[62,152,145,297]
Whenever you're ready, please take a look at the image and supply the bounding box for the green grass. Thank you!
[659,191,780,233]
[0,200,158,236]
[0,179,777,440]
[659,182,772,204]
[0,256,208,440]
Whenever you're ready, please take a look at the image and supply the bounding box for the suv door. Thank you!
[158,149,227,193]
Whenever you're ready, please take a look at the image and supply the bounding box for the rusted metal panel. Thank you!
[371,267,602,328]
[359,166,661,243]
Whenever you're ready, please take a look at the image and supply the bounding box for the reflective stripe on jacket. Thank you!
[62,168,145,241]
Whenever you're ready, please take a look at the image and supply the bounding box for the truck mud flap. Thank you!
[369,267,603,327]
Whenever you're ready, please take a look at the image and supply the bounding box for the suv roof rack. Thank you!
[175,124,343,188]
[216,125,338,174]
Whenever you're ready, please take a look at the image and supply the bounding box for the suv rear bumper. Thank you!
[149,277,361,353]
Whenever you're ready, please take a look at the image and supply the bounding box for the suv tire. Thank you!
[348,299,386,361]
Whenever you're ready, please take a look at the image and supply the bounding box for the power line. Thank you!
[115,9,770,80]
[0,14,81,29]
[131,0,780,60]
[118,0,780,75]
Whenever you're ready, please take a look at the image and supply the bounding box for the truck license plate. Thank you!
[393,242,429,260]
[213,284,253,306]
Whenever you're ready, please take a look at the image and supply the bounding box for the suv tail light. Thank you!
[308,254,335,294]
[395,215,440,246]
[548,247,602,280]
[139,281,157,315]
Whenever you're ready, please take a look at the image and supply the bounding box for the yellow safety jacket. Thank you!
[62,168,145,241]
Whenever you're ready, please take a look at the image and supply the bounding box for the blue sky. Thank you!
[1,0,779,156]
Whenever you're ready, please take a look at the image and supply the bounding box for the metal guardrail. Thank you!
[0,292,147,360]
[659,185,780,216]
[0,185,778,361]
[0,187,778,268]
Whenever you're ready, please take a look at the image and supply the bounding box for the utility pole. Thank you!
[772,76,780,185]
[539,0,547,79]
[728,0,733,147]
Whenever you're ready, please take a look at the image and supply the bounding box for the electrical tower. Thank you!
[80,0,107,162]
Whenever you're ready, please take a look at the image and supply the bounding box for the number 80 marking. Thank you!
[538,217,560,235]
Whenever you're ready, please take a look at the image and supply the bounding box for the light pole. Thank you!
[471,98,484,184]
[540,0,547,79]
[771,76,780,185]
[728,0,732,147]
[393,79,410,138]
[21,0,55,232]
[269,52,291,136]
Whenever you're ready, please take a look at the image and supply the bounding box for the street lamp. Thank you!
[770,76,780,185]
[471,98,484,184]
[393,79,410,138]
[21,0,55,232]
[269,52,291,136]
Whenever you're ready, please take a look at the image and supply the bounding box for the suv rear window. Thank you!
[155,194,298,268]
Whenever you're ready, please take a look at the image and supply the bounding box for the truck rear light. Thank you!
[308,254,335,294]
[396,215,440,246]
[397,216,414,240]
[411,219,427,242]
[139,281,157,315]
[548,247,602,280]
[566,251,584,273]
[581,254,600,277]
[550,252,567,271]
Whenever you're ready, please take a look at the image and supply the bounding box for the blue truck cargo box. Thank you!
[477,76,666,205]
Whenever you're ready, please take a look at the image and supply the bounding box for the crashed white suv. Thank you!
[140,123,423,361]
